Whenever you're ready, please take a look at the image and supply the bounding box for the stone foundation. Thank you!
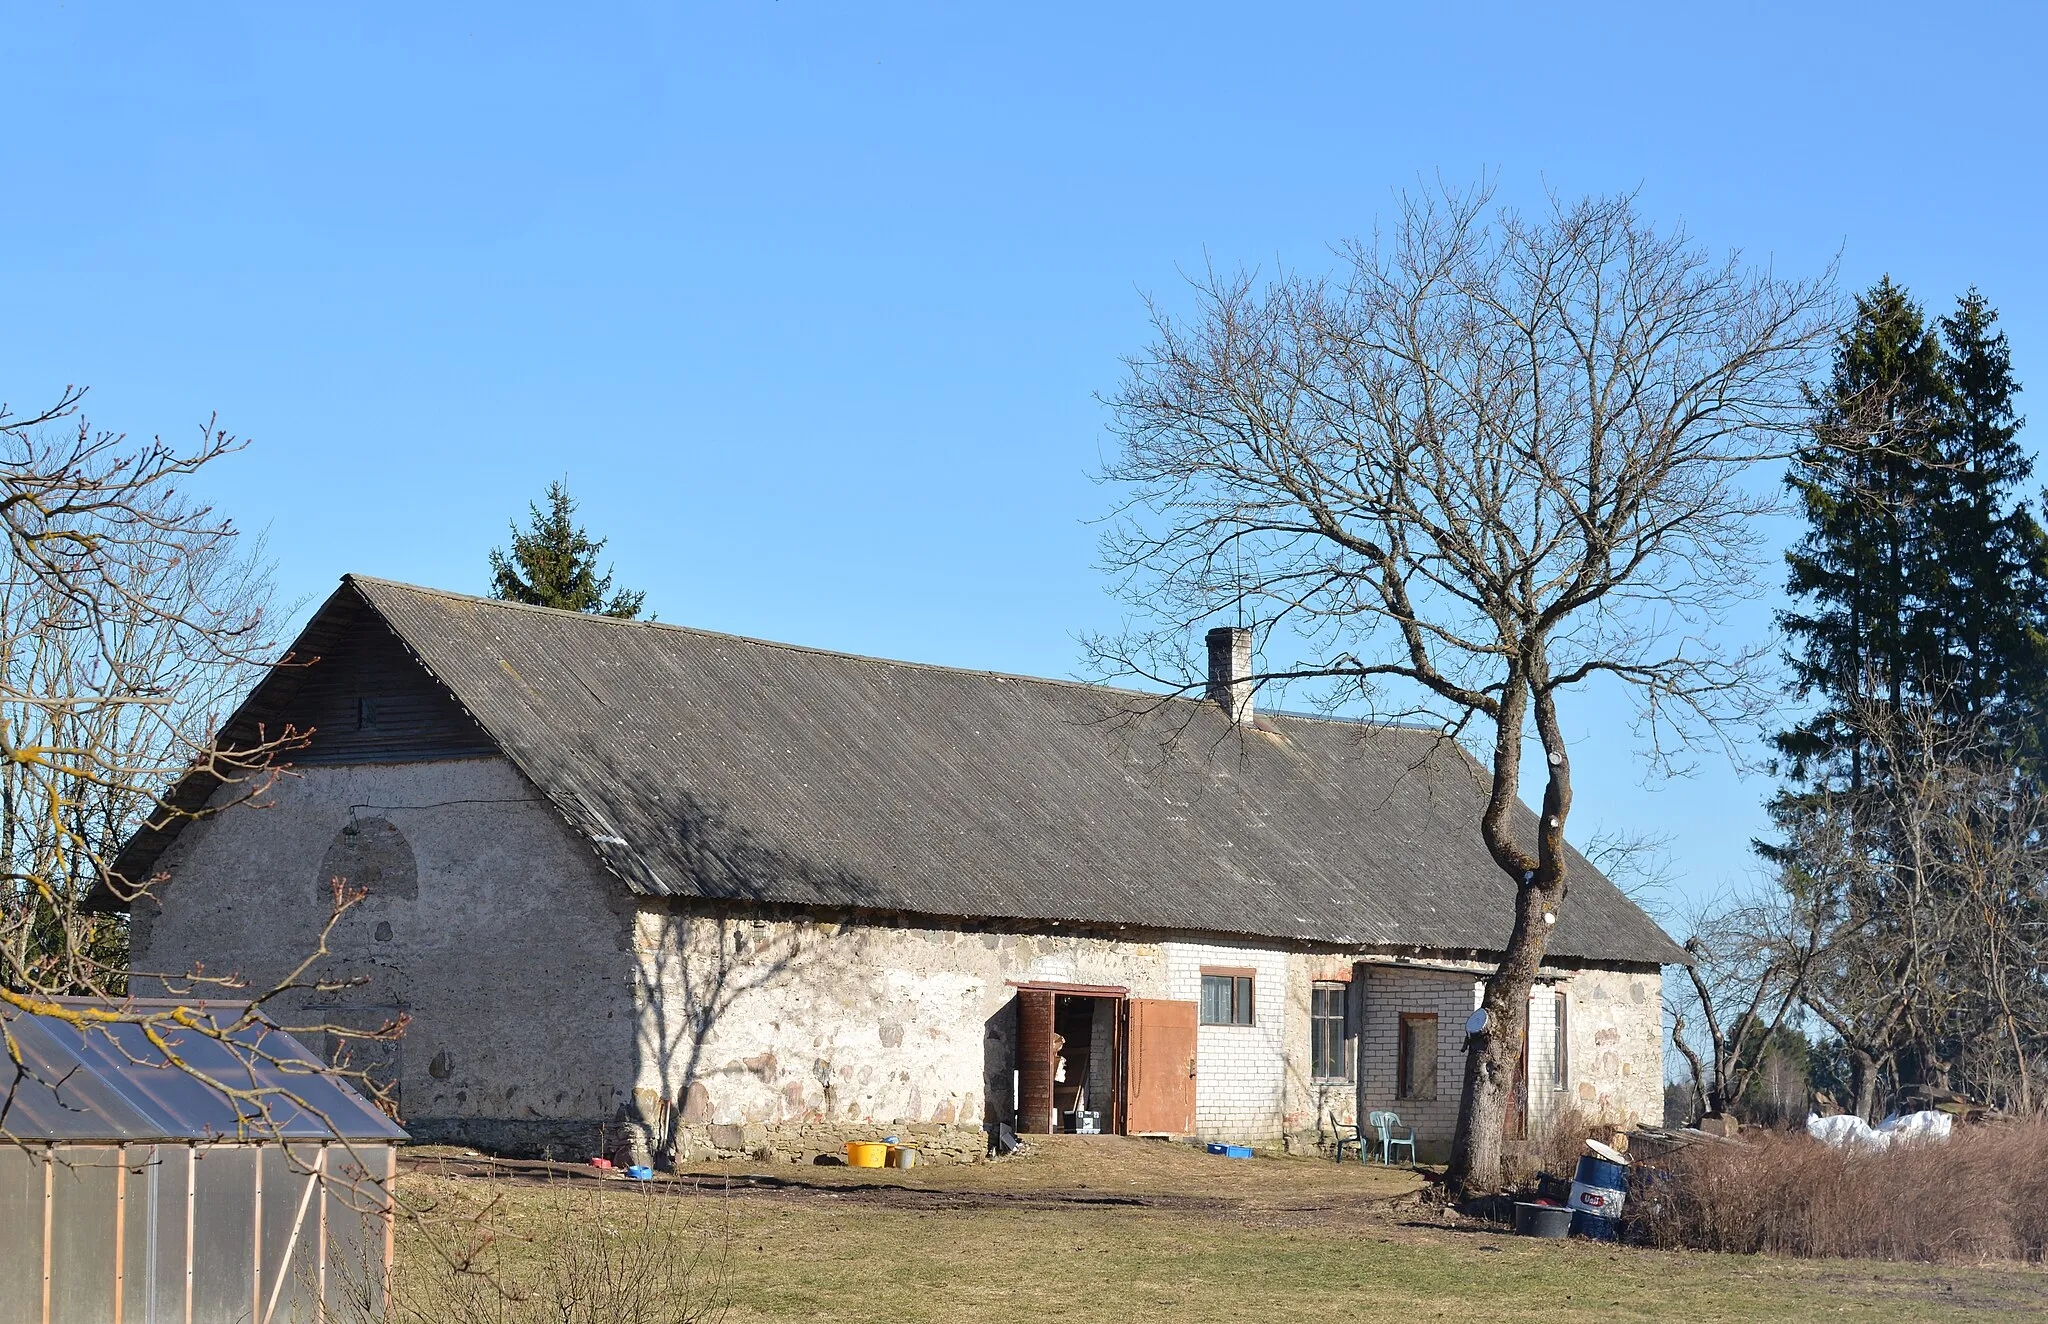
[406,1116,614,1160]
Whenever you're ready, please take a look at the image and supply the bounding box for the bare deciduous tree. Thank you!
[0,386,389,1138]
[1094,182,1834,1197]
[1769,697,2048,1118]
[1668,893,1815,1121]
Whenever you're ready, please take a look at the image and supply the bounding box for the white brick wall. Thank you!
[1356,966,1482,1160]
[1164,941,1288,1141]
[1531,979,1572,1139]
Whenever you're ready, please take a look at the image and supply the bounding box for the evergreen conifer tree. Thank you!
[1774,277,1947,788]
[488,480,647,618]
[1765,281,2048,1112]
[1926,289,2047,752]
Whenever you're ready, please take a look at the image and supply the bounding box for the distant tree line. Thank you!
[1678,280,2048,1123]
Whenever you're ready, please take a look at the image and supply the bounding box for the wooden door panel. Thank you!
[1507,1011,1530,1140]
[1126,998,1197,1136]
[1016,988,1056,1134]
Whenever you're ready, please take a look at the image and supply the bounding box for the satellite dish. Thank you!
[1586,1138,1630,1166]
[1465,1008,1490,1036]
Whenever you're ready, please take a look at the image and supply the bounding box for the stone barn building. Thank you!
[117,576,1681,1164]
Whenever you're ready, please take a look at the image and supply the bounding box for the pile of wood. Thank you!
[1893,1085,2003,1125]
[1624,1123,1746,1164]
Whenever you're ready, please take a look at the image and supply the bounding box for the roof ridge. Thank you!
[343,574,1442,737]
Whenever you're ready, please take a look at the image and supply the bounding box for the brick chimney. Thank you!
[1205,626,1255,725]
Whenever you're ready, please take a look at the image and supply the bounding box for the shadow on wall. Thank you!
[308,815,419,1111]
[983,998,1017,1131]
[631,790,887,1162]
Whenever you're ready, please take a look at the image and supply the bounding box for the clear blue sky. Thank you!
[4,2,2043,925]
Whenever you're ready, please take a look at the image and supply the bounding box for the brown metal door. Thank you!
[1125,998,1198,1136]
[1016,988,1057,1134]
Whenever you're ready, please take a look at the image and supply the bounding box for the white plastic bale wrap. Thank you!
[1805,1109,1954,1150]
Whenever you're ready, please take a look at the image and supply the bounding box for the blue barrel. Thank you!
[1568,1153,1628,1239]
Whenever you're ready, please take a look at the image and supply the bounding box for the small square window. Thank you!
[1200,972,1254,1026]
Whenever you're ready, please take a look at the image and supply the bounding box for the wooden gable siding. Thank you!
[283,608,496,765]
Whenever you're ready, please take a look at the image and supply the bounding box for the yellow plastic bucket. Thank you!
[845,1141,890,1168]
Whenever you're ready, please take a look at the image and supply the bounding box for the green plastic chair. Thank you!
[1367,1110,1416,1165]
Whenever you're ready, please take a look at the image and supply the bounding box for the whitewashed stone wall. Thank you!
[1559,965,1664,1128]
[629,904,1173,1148]
[132,757,1667,1162]
[1163,940,1289,1141]
[1280,954,1360,1151]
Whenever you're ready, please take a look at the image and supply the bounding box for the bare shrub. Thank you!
[331,1172,731,1324]
[1635,1121,2048,1263]
[1502,1106,1604,1189]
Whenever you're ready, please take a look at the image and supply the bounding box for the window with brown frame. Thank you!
[1199,970,1255,1025]
[1398,1012,1438,1100]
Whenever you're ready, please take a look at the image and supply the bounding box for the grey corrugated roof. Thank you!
[114,576,1682,965]
[1,1004,407,1143]
[324,577,1682,966]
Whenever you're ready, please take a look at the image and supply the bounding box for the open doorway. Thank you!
[1008,982,1198,1137]
[1051,991,1122,1133]
[1010,982,1127,1135]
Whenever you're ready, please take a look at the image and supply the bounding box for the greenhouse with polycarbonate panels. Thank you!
[1,1002,405,1324]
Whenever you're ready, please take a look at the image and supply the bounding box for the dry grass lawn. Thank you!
[395,1136,2048,1322]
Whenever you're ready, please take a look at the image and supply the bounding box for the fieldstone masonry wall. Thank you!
[1557,965,1664,1128]
[629,903,1177,1163]
[1281,954,1360,1153]
[133,757,1668,1168]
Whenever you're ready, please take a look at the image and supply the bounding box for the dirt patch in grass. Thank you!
[405,1134,1426,1220]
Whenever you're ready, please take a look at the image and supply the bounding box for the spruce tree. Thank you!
[1767,280,1952,1113]
[1766,281,2048,1112]
[1927,289,2047,751]
[1774,277,1947,787]
[488,480,647,618]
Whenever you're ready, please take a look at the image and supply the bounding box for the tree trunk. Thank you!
[1849,1048,1879,1122]
[1446,875,1555,1197]
[1446,665,1573,1203]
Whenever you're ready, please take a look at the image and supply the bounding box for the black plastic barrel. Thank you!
[1514,1201,1573,1238]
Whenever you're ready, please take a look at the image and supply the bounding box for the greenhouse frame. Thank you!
[1,1001,406,1324]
